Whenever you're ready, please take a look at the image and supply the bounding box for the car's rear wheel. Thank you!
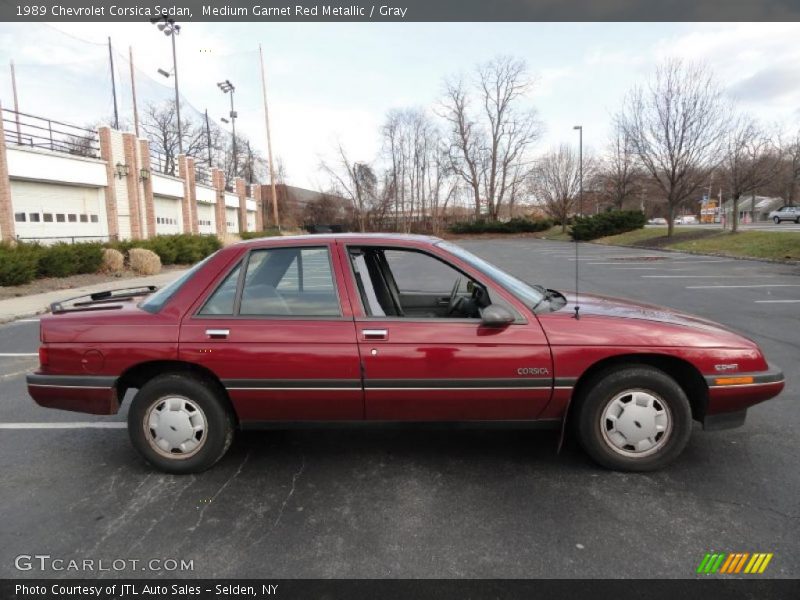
[576,366,692,471]
[774,216,781,224]
[128,373,234,474]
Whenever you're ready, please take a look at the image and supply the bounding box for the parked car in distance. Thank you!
[674,215,698,225]
[768,205,800,224]
[27,234,784,474]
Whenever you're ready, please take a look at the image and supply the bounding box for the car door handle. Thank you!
[362,329,388,341]
[205,329,230,339]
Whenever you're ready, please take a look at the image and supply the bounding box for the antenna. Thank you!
[573,125,583,320]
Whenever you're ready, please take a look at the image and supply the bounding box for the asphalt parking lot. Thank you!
[0,238,798,579]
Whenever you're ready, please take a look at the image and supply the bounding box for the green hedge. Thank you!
[0,243,40,286]
[108,234,222,266]
[448,218,553,235]
[0,234,221,287]
[570,211,647,241]
[239,229,281,240]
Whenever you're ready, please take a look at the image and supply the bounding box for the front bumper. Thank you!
[701,364,785,430]
[27,374,120,415]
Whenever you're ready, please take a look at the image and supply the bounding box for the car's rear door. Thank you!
[338,242,553,421]
[179,242,363,422]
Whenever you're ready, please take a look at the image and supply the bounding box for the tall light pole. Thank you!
[573,125,583,217]
[152,15,182,154]
[218,80,237,177]
[573,125,583,320]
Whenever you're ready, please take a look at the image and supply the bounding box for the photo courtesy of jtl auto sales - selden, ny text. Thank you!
[0,1,798,599]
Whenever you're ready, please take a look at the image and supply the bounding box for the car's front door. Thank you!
[338,242,553,421]
[179,243,363,422]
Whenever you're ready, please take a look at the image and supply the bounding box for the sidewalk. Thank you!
[0,269,188,324]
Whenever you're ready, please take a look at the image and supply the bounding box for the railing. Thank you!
[149,147,176,176]
[194,160,211,186]
[16,234,117,245]
[2,108,100,158]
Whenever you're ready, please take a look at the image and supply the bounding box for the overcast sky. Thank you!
[1,21,799,188]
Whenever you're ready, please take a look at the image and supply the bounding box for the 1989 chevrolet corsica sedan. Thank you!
[27,234,784,473]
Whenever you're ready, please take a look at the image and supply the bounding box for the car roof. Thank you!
[234,232,443,248]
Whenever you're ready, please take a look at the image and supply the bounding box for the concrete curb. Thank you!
[0,269,188,325]
[589,241,800,266]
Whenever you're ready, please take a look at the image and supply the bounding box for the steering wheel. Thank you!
[447,276,463,315]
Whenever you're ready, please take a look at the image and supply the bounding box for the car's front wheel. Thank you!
[774,216,781,224]
[576,366,692,471]
[128,373,235,474]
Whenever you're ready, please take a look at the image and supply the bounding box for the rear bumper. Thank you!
[702,364,785,429]
[27,374,119,415]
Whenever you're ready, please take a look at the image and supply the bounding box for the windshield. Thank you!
[436,241,545,309]
[139,252,217,313]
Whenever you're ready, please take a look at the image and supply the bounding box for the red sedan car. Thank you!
[27,234,784,473]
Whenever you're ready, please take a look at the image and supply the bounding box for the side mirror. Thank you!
[480,304,515,327]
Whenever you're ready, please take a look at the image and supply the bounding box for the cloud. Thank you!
[728,67,800,102]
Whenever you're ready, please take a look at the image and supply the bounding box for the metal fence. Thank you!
[149,147,175,176]
[16,234,117,245]
[2,108,100,158]
[194,160,212,186]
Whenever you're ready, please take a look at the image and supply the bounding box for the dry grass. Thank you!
[128,248,162,275]
[101,248,125,273]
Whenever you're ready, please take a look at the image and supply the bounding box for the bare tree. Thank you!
[778,129,800,204]
[382,108,455,232]
[141,100,208,176]
[619,59,729,237]
[320,144,377,232]
[532,145,583,233]
[440,56,541,221]
[303,193,346,226]
[721,115,780,231]
[598,122,639,210]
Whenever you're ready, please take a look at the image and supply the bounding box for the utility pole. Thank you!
[107,38,119,129]
[129,46,140,137]
[204,109,213,166]
[10,60,21,144]
[259,44,280,230]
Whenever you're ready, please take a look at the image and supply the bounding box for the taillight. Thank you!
[38,346,48,367]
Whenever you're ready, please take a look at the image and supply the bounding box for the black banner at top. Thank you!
[2,0,800,22]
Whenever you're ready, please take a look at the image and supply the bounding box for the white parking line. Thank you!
[686,284,800,289]
[0,422,126,429]
[0,353,38,357]
[660,259,732,263]
[15,319,40,323]
[588,262,679,266]
[753,300,800,304]
[0,369,30,381]
[642,275,776,278]
[590,259,730,266]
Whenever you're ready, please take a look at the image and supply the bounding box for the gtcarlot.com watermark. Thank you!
[15,554,194,573]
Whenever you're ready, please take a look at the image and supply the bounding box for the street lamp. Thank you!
[573,125,583,217]
[152,14,183,154]
[573,125,583,320]
[217,79,238,177]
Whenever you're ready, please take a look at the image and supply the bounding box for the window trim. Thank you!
[344,244,526,324]
[192,245,346,321]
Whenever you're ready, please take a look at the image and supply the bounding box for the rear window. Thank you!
[139,253,218,313]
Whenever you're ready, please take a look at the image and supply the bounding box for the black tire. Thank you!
[774,217,781,224]
[128,373,235,474]
[575,365,692,472]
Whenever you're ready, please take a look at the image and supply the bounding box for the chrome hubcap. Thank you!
[600,389,672,457]
[144,396,207,459]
